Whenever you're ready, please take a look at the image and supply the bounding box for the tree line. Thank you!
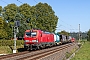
[87,29,90,41]
[0,2,89,40]
[0,2,58,40]
[58,30,88,40]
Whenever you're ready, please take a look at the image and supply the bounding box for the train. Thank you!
[23,29,75,50]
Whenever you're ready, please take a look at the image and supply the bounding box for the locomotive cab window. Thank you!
[26,32,31,36]
[31,32,37,37]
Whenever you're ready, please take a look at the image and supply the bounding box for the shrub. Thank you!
[0,40,24,46]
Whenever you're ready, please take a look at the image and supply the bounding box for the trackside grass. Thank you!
[71,41,90,60]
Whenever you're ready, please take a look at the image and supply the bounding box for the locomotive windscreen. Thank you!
[25,32,37,37]
[31,32,37,36]
[26,32,31,36]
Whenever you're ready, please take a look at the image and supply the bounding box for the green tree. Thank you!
[1,4,17,39]
[3,22,12,39]
[19,3,32,22]
[0,17,4,29]
[17,3,32,38]
[31,2,58,32]
[58,30,69,36]
[1,2,59,39]
[0,17,12,39]
[0,6,2,14]
[87,29,90,41]
[0,29,8,39]
[3,4,18,22]
[0,17,8,39]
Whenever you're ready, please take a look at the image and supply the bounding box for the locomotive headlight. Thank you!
[32,40,38,42]
[25,40,29,42]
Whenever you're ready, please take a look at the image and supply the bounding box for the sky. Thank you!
[0,0,90,32]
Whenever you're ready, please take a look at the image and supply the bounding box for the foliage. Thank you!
[16,3,32,37]
[87,29,90,41]
[58,30,69,36]
[19,3,32,22]
[0,46,12,54]
[0,40,24,46]
[0,17,12,39]
[32,2,58,32]
[0,2,58,39]
[3,4,18,22]
[0,29,8,39]
[0,17,4,29]
[1,4,18,39]
[0,17,8,39]
[69,32,87,40]
[0,40,24,54]
[0,6,2,13]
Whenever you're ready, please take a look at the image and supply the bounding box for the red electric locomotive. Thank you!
[24,29,54,50]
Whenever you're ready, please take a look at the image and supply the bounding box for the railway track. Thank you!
[0,51,29,59]
[0,43,75,60]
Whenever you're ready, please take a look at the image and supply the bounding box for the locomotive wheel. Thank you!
[37,46,40,50]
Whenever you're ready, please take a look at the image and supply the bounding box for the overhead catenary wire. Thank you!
[16,0,37,4]
[33,0,37,3]
[56,24,71,32]
[56,20,79,32]
[17,0,23,4]
[57,23,78,31]
[0,0,8,4]
[60,19,78,30]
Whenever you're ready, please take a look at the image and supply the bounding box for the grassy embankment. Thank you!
[71,40,90,60]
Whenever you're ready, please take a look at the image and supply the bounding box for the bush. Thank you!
[0,40,24,46]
